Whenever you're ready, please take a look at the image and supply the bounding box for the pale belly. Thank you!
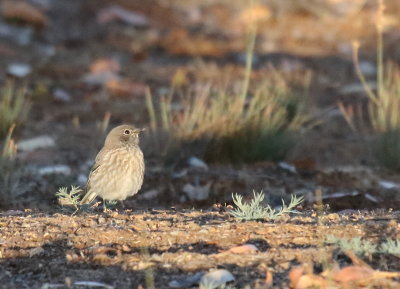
[87,147,144,201]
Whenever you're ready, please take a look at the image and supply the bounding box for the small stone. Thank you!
[97,5,149,27]
[278,162,297,173]
[38,164,71,176]
[200,269,235,288]
[378,180,399,189]
[7,63,32,78]
[188,156,208,170]
[17,135,55,152]
[53,88,71,102]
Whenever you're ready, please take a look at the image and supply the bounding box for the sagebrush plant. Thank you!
[56,186,83,209]
[56,185,119,210]
[229,191,303,221]
[379,239,400,255]
[327,235,400,257]
[325,235,377,256]
[0,81,30,137]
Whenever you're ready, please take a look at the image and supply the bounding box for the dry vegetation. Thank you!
[1,209,400,289]
[1,0,400,288]
[146,65,312,163]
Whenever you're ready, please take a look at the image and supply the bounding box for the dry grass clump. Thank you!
[0,81,30,207]
[344,0,400,170]
[146,65,312,163]
[0,81,30,137]
[0,124,24,207]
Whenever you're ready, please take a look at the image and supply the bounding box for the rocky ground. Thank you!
[1,0,400,288]
[1,209,400,288]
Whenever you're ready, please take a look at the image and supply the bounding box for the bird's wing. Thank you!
[80,149,106,204]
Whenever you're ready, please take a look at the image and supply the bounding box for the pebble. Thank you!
[188,156,208,170]
[53,88,72,102]
[7,63,32,78]
[17,135,56,152]
[278,162,297,174]
[200,269,235,288]
[38,165,71,176]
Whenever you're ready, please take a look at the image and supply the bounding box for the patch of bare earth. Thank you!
[1,209,400,288]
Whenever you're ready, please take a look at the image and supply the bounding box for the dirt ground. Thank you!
[1,209,400,289]
[2,0,400,288]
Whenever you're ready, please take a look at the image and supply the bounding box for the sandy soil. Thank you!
[1,209,400,288]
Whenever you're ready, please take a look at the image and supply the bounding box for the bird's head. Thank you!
[104,124,145,148]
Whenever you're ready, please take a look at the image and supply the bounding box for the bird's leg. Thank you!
[103,199,107,212]
[120,200,125,209]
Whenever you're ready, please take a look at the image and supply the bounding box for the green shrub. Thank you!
[230,191,303,221]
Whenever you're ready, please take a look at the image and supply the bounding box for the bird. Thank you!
[80,124,145,208]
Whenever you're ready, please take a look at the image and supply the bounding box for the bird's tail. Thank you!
[80,191,97,205]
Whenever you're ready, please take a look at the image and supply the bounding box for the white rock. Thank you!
[188,156,208,170]
[278,162,297,173]
[379,180,400,189]
[53,88,71,102]
[97,5,149,27]
[17,136,56,152]
[200,269,235,288]
[38,164,71,176]
[7,63,32,78]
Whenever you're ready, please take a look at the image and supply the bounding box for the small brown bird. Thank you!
[80,124,145,206]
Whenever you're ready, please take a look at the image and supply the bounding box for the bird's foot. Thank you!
[103,200,118,212]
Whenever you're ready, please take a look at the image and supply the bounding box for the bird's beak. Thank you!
[134,128,146,134]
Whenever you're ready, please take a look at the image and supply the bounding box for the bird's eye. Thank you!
[124,129,130,135]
